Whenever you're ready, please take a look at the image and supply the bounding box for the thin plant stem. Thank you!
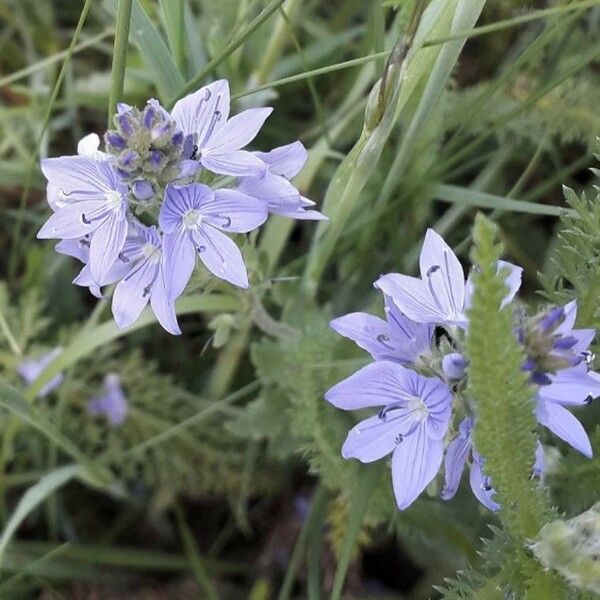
[107,0,133,126]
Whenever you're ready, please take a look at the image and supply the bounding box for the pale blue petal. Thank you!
[536,400,592,458]
[342,412,414,463]
[205,189,268,232]
[111,258,156,329]
[162,228,196,301]
[89,215,128,284]
[469,458,500,511]
[201,150,266,177]
[255,141,307,178]
[205,107,272,153]
[193,226,249,288]
[150,263,182,335]
[392,425,443,510]
[441,433,471,500]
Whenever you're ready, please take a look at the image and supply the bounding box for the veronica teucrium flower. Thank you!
[88,374,128,425]
[111,222,180,335]
[171,79,271,177]
[237,142,326,220]
[441,418,499,512]
[326,361,452,510]
[375,229,522,327]
[17,347,63,398]
[159,183,267,293]
[37,156,128,284]
[330,294,433,365]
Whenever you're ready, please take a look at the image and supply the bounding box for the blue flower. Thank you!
[375,229,522,327]
[17,348,64,399]
[159,183,267,294]
[37,156,128,284]
[330,292,433,366]
[236,141,327,220]
[326,361,452,510]
[171,80,271,177]
[441,418,500,512]
[88,374,128,426]
[111,221,180,335]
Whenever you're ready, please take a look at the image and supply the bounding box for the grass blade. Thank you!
[0,379,110,484]
[159,0,185,73]
[434,184,574,217]
[0,466,84,564]
[329,467,379,600]
[168,0,286,107]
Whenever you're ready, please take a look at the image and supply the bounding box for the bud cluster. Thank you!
[519,306,587,385]
[531,502,600,594]
[104,100,198,205]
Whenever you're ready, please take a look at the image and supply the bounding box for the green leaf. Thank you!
[104,0,185,100]
[159,0,185,73]
[329,466,380,600]
[0,465,84,565]
[26,293,241,400]
[0,378,110,484]
[434,184,574,217]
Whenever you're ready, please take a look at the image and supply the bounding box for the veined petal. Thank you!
[469,459,500,511]
[325,361,420,411]
[89,214,128,284]
[555,300,578,335]
[540,367,600,406]
[342,412,414,463]
[572,329,596,354]
[77,133,108,160]
[375,273,447,324]
[204,189,268,232]
[150,263,182,335]
[201,150,266,177]
[193,226,249,288]
[498,260,523,308]
[274,206,328,221]
[536,400,592,458]
[255,141,307,179]
[205,107,272,153]
[162,227,196,301]
[238,172,301,203]
[111,257,156,329]
[41,156,121,198]
[160,183,214,233]
[392,425,443,510]
[37,201,104,239]
[441,433,471,500]
[171,79,230,142]
[330,312,400,362]
[419,229,465,319]
[72,265,103,298]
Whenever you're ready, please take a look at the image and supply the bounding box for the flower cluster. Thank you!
[38,80,325,335]
[326,229,600,511]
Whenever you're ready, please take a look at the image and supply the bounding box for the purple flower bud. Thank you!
[171,130,183,147]
[151,121,171,142]
[178,159,201,179]
[119,150,139,170]
[148,150,167,170]
[143,104,156,128]
[539,307,564,333]
[117,114,134,137]
[442,353,468,380]
[106,132,126,149]
[132,179,154,201]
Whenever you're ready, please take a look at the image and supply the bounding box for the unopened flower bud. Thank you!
[132,179,155,201]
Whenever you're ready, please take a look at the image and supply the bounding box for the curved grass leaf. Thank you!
[26,293,241,401]
[0,465,84,565]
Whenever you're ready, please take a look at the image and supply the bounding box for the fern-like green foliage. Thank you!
[540,174,600,329]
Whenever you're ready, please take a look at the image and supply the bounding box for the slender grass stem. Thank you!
[167,0,286,107]
[107,0,133,126]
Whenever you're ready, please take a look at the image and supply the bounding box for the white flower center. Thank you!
[406,395,429,422]
[104,189,122,210]
[142,242,160,261]
[183,209,201,229]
